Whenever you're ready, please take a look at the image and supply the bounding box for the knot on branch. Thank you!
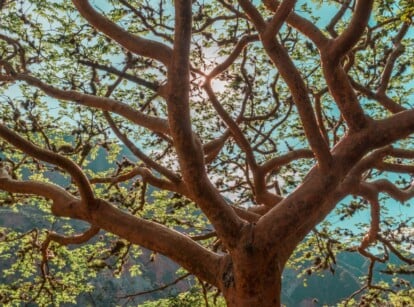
[360,232,377,250]
[0,163,12,180]
[221,258,235,289]
[0,60,16,81]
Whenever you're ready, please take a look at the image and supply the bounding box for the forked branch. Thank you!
[0,175,222,286]
[166,0,245,248]
[329,0,375,62]
[0,123,95,207]
[1,73,170,134]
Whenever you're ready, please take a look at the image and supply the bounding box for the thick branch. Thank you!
[0,124,95,207]
[263,0,329,49]
[90,199,221,286]
[330,0,374,61]
[11,73,169,134]
[371,109,414,150]
[321,61,369,131]
[287,12,328,49]
[71,0,172,66]
[261,38,332,170]
[0,177,72,205]
[346,147,391,179]
[388,147,414,159]
[0,176,222,286]
[263,0,297,41]
[375,162,414,174]
[255,110,414,259]
[166,0,244,248]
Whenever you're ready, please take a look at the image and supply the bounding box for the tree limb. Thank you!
[8,73,170,134]
[350,78,405,113]
[0,123,95,208]
[329,0,375,62]
[377,23,409,95]
[263,1,329,49]
[355,183,380,250]
[71,0,172,66]
[238,0,332,171]
[166,0,245,248]
[0,175,222,286]
[263,0,297,41]
[321,60,369,132]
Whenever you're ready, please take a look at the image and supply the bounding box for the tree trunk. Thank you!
[223,280,282,307]
[220,253,283,307]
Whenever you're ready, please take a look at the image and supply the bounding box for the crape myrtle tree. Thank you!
[0,0,414,305]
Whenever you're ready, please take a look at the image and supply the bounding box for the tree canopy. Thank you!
[0,0,414,305]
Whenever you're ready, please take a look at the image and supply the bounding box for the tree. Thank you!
[0,0,413,305]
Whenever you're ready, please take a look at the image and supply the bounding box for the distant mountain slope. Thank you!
[282,252,413,306]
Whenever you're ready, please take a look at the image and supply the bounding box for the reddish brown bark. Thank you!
[0,0,413,305]
[218,227,284,306]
